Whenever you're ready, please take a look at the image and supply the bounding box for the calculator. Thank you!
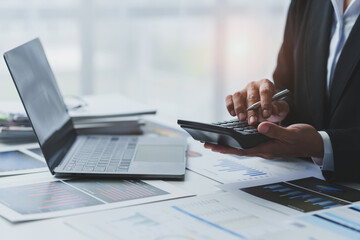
[177,119,269,149]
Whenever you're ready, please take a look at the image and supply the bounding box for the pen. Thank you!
[246,89,290,111]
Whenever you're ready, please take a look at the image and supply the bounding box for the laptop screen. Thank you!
[3,38,76,173]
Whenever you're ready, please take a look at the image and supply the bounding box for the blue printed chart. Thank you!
[0,179,188,222]
[299,206,360,240]
[187,154,273,183]
[241,178,356,213]
[187,141,323,184]
[215,159,267,176]
[67,193,288,240]
[0,150,47,176]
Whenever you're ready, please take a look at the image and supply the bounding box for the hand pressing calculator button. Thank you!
[177,119,269,149]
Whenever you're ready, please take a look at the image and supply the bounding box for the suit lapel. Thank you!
[305,1,333,129]
[329,15,360,116]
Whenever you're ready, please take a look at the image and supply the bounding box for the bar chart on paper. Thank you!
[264,183,345,210]
[65,179,168,203]
[187,155,273,183]
[0,181,102,214]
[241,181,350,213]
[0,179,171,218]
[215,159,268,176]
[187,141,323,184]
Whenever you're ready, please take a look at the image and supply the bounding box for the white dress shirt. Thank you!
[313,0,360,170]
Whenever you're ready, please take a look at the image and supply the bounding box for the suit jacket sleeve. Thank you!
[325,128,360,181]
[272,0,302,125]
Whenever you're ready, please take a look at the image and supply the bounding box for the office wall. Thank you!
[0,0,289,122]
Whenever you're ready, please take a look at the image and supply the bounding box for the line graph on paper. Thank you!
[187,141,323,184]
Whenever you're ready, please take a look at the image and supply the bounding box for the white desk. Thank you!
[0,111,359,240]
[0,170,222,240]
[0,114,224,240]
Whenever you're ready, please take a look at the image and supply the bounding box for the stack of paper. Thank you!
[0,126,36,142]
[68,94,156,120]
[0,110,35,142]
[0,94,156,142]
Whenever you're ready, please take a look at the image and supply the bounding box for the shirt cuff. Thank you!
[311,131,334,171]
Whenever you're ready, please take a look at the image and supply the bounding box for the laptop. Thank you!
[3,38,186,179]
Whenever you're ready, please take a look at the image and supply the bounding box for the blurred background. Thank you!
[0,0,290,122]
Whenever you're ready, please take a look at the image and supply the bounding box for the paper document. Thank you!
[0,144,47,176]
[66,192,360,240]
[0,95,155,126]
[254,213,356,240]
[142,120,188,138]
[0,178,192,222]
[222,177,360,216]
[69,94,156,119]
[260,204,360,240]
[65,192,302,240]
[296,205,360,240]
[187,140,324,185]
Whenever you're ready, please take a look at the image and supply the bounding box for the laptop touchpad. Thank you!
[133,145,184,162]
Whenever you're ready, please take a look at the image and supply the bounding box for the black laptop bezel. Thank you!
[3,38,77,174]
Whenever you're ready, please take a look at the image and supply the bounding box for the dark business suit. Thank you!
[273,0,360,181]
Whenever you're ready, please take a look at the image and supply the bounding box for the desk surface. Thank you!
[0,115,224,240]
[0,170,222,240]
[0,112,359,240]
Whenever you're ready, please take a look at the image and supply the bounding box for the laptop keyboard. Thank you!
[64,136,138,173]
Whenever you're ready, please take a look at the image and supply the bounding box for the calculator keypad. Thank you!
[213,120,259,135]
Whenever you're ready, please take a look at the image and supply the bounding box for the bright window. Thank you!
[0,0,290,122]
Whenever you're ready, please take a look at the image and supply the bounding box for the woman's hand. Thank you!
[225,79,289,125]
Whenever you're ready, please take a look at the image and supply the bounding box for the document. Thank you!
[254,213,357,240]
[0,178,192,222]
[0,95,156,125]
[66,192,297,240]
[222,177,360,215]
[142,120,188,138]
[261,204,360,240]
[66,192,360,240]
[187,140,324,185]
[297,205,360,240]
[69,94,156,119]
[0,144,47,176]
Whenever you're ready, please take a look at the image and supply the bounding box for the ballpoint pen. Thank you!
[246,89,290,111]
